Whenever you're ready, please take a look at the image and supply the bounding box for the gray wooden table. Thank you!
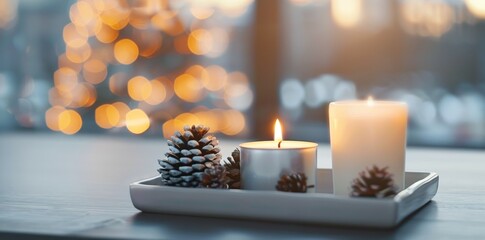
[1,133,484,239]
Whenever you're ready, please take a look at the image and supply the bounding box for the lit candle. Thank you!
[240,119,318,190]
[329,97,408,196]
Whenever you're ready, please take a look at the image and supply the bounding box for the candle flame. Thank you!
[367,96,374,106]
[274,119,283,143]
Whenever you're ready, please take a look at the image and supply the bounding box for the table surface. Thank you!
[0,133,484,239]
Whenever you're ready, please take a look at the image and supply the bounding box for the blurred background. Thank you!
[0,0,484,148]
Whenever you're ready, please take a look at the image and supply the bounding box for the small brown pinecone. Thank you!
[350,165,397,198]
[200,165,228,189]
[276,172,308,193]
[223,148,240,189]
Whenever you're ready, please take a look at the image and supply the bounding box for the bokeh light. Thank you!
[400,0,454,37]
[63,23,88,48]
[128,76,152,101]
[66,43,92,63]
[224,71,253,110]
[203,65,227,91]
[134,30,163,58]
[188,29,213,55]
[47,0,254,137]
[95,23,119,43]
[58,109,83,135]
[114,39,139,64]
[45,106,65,131]
[112,101,130,127]
[82,59,107,85]
[109,72,129,96]
[0,0,17,29]
[174,73,205,102]
[220,109,245,135]
[54,67,78,92]
[466,0,485,19]
[145,80,167,105]
[151,10,184,36]
[70,82,96,108]
[331,0,362,28]
[126,109,150,134]
[95,104,120,129]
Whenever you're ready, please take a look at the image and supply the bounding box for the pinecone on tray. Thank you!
[158,125,223,188]
[200,165,228,189]
[350,165,397,198]
[275,172,308,193]
[223,148,241,189]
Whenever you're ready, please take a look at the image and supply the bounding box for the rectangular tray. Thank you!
[130,169,438,228]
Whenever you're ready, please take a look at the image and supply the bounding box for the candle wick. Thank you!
[278,140,282,148]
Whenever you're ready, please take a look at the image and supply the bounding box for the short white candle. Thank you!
[329,97,408,196]
[240,120,318,190]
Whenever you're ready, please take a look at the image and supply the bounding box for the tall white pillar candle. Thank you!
[329,98,408,196]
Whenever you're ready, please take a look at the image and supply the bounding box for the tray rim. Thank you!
[130,169,439,228]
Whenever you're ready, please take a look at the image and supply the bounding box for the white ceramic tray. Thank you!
[130,169,438,228]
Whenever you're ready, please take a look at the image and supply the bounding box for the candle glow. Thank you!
[239,119,318,190]
[329,99,408,196]
[367,96,374,106]
[274,119,283,148]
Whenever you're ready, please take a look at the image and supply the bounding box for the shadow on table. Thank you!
[78,201,438,240]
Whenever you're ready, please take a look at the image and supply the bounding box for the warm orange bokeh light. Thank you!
[206,28,229,58]
[128,76,152,101]
[331,0,362,28]
[125,109,150,134]
[54,67,78,92]
[151,11,184,36]
[174,34,191,54]
[100,4,130,30]
[145,80,167,105]
[48,0,255,136]
[112,101,130,127]
[58,109,83,135]
[203,65,227,91]
[70,1,96,27]
[66,43,92,63]
[224,71,250,106]
[45,106,65,131]
[190,6,215,20]
[219,0,253,18]
[134,30,163,58]
[114,39,139,65]
[63,23,88,48]
[83,59,107,85]
[70,82,96,108]
[58,53,83,72]
[49,88,73,107]
[188,29,213,55]
[400,0,454,37]
[0,0,17,29]
[466,0,485,19]
[174,73,204,102]
[95,23,119,43]
[109,72,128,96]
[220,110,245,135]
[95,104,120,129]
